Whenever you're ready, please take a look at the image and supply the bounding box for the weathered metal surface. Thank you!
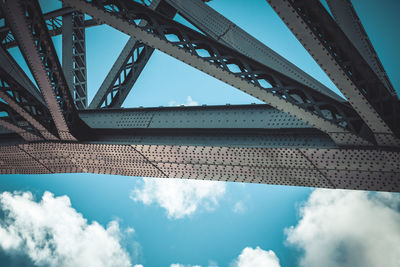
[0,142,398,192]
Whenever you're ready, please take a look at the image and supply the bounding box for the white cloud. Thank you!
[131,177,226,219]
[233,201,246,214]
[170,260,217,267]
[0,191,132,267]
[286,189,400,267]
[169,96,199,106]
[170,264,201,267]
[232,246,281,267]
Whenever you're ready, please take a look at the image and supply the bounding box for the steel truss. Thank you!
[2,0,87,140]
[267,0,400,146]
[63,0,376,146]
[0,0,399,192]
[63,8,88,109]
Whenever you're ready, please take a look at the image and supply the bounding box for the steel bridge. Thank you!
[0,0,399,192]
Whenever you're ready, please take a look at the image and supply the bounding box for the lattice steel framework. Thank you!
[0,0,399,192]
[63,8,88,109]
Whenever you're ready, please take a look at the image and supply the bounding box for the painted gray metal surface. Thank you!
[80,104,312,129]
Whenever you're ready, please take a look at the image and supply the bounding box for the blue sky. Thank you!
[1,0,400,267]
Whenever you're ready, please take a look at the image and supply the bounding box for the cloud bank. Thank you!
[131,177,226,219]
[286,189,400,267]
[0,191,132,267]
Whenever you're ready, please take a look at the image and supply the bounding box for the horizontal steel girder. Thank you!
[0,142,399,192]
[80,104,313,130]
[266,0,400,146]
[62,0,373,146]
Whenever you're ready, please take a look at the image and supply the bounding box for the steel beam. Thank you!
[267,0,400,146]
[165,0,344,102]
[0,68,59,140]
[89,0,176,109]
[63,0,374,146]
[62,8,88,109]
[80,104,313,130]
[80,105,335,149]
[89,37,154,109]
[326,0,397,98]
[3,0,78,140]
[0,46,44,105]
[0,141,399,192]
[0,102,43,141]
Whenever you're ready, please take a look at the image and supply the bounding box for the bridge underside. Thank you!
[1,141,399,192]
[1,0,399,193]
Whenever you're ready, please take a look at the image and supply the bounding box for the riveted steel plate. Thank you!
[0,145,51,174]
[18,143,165,177]
[326,170,400,192]
[94,133,335,148]
[300,148,400,172]
[80,105,311,129]
[1,142,399,191]
[134,145,315,169]
[155,162,332,188]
